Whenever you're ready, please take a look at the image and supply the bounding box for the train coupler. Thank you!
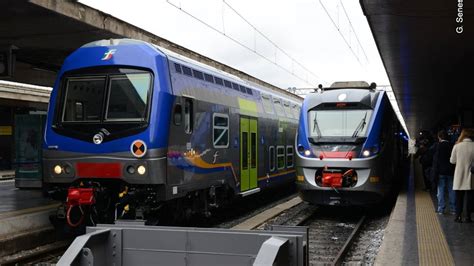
[65,187,96,227]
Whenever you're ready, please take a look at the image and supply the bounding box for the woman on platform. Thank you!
[450,128,474,223]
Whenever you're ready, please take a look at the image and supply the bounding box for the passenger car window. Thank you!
[213,113,229,148]
[277,146,285,170]
[286,145,294,168]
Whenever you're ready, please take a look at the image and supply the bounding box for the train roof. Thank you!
[81,39,302,103]
[156,45,302,104]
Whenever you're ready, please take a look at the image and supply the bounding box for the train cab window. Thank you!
[106,73,151,121]
[184,99,193,134]
[283,102,293,118]
[273,98,285,117]
[204,73,214,83]
[174,63,182,73]
[269,146,275,172]
[63,77,106,122]
[261,95,275,114]
[286,145,294,168]
[213,113,229,148]
[277,146,285,170]
[224,80,232,88]
[215,77,224,86]
[173,104,182,126]
[182,66,192,76]
[193,70,204,80]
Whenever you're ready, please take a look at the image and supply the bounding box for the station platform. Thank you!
[0,179,59,257]
[0,179,57,238]
[0,179,54,213]
[376,157,474,265]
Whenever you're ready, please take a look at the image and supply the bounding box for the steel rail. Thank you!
[332,215,366,266]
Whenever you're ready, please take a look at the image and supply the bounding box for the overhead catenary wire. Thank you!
[339,1,369,63]
[166,0,323,87]
[318,0,367,66]
[222,0,324,82]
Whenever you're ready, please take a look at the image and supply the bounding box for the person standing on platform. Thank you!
[415,131,435,191]
[450,128,474,223]
[432,130,455,214]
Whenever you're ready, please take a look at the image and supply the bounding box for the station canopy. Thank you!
[0,0,295,99]
[361,0,473,136]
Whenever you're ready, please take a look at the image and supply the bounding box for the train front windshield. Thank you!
[308,109,373,138]
[62,73,151,122]
[53,69,153,140]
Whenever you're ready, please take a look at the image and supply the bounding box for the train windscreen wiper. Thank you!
[313,112,322,138]
[351,111,368,138]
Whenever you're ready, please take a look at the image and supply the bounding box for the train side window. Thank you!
[182,66,192,76]
[173,103,182,126]
[174,63,182,73]
[224,80,232,88]
[246,87,253,95]
[286,145,294,168]
[269,146,275,172]
[273,98,285,117]
[283,102,293,118]
[215,77,224,86]
[239,85,247,93]
[213,113,229,148]
[261,95,275,114]
[292,104,300,118]
[232,83,240,91]
[184,99,193,134]
[204,73,214,83]
[193,69,204,80]
[277,146,285,170]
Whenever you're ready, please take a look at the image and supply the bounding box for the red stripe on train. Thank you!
[76,163,122,178]
[321,151,356,158]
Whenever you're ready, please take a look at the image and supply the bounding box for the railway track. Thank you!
[5,196,370,266]
[234,199,368,265]
[304,215,366,265]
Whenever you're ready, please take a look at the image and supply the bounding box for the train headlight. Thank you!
[304,150,312,156]
[137,165,146,175]
[53,165,62,174]
[362,150,371,157]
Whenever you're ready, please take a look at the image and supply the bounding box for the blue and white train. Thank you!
[42,39,302,227]
[295,81,407,206]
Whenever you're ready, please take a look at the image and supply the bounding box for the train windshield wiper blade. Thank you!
[313,113,322,138]
[351,111,368,138]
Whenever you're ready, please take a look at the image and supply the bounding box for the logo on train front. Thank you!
[101,49,116,61]
[131,140,147,158]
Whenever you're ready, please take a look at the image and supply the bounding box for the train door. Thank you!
[240,117,258,191]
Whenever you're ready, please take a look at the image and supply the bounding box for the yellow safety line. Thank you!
[414,161,454,266]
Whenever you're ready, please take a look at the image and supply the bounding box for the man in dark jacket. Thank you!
[432,129,456,214]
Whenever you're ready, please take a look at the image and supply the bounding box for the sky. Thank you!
[79,0,390,92]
